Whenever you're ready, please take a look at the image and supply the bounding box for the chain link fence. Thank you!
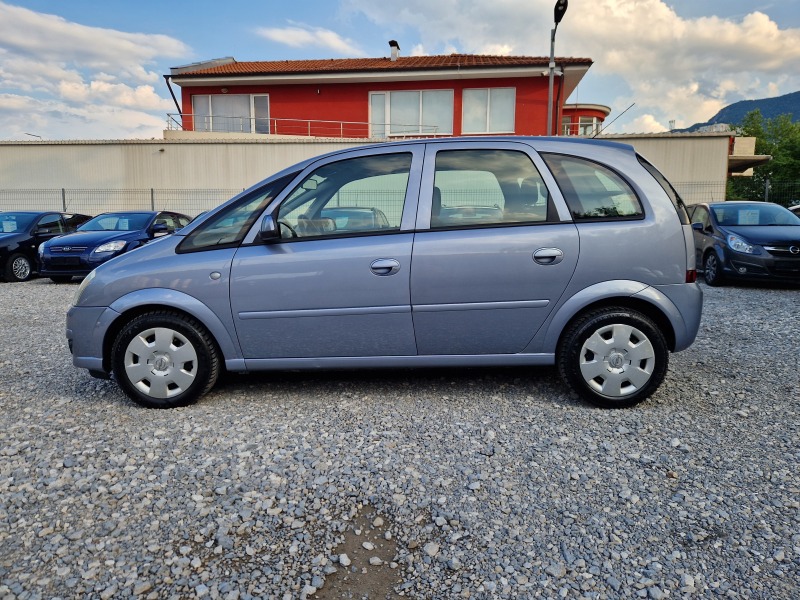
[0,189,244,218]
[2,181,799,217]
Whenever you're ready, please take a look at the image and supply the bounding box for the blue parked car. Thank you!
[688,201,800,285]
[39,211,191,282]
[0,211,91,282]
[67,137,703,409]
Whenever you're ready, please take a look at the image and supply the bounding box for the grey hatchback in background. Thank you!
[67,137,702,409]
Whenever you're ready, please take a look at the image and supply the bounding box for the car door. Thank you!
[229,145,423,360]
[29,213,66,261]
[409,141,579,355]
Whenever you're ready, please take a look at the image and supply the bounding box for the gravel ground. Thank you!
[0,279,798,600]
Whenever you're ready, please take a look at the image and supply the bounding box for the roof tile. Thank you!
[176,54,592,77]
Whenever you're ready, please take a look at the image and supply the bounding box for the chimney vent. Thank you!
[389,40,400,61]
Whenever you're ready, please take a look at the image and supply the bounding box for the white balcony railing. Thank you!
[166,114,440,139]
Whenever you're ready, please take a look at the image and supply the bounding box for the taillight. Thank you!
[686,270,697,283]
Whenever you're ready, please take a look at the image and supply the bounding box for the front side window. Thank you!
[277,153,412,239]
[462,88,516,134]
[179,172,298,252]
[431,149,551,228]
[370,91,453,136]
[36,214,64,233]
[542,154,643,220]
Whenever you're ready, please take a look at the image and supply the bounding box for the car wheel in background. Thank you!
[111,311,220,409]
[5,253,32,282]
[557,307,668,409]
[703,252,724,287]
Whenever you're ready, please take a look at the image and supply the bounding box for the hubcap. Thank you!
[123,327,198,399]
[579,323,655,398]
[12,257,30,280]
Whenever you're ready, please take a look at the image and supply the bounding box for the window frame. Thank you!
[461,87,516,134]
[369,90,455,137]
[191,93,271,134]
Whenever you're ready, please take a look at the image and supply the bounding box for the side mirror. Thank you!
[152,223,170,237]
[259,215,280,243]
[691,222,704,232]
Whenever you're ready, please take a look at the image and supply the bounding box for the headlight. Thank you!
[73,270,96,306]
[93,240,127,254]
[38,243,45,257]
[726,234,757,254]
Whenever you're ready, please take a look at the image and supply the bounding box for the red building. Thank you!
[166,46,597,139]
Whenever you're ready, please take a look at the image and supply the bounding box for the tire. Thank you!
[49,276,73,284]
[5,253,32,282]
[111,311,220,408]
[557,307,668,409]
[703,252,724,287]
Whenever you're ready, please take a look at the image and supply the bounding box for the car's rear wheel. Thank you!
[558,307,668,408]
[111,311,220,408]
[703,252,724,286]
[5,253,32,282]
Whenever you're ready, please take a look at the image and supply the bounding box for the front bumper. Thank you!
[721,248,800,282]
[66,304,120,373]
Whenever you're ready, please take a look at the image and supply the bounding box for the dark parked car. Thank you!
[39,211,191,282]
[0,211,91,282]
[68,137,703,410]
[688,201,800,285]
[789,204,800,216]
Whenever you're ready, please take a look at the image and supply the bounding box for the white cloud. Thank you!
[343,0,800,130]
[255,23,366,56]
[0,1,190,139]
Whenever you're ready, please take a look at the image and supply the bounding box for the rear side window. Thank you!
[542,153,643,221]
[432,149,553,227]
[638,156,690,225]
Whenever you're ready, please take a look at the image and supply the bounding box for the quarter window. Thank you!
[431,149,551,227]
[542,154,643,220]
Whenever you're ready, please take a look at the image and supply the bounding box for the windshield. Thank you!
[78,213,152,232]
[712,203,800,226]
[0,213,36,233]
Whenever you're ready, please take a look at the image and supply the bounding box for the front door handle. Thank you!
[370,258,401,276]
[533,248,564,265]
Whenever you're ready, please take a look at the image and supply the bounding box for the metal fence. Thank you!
[1,181,798,218]
[0,189,243,218]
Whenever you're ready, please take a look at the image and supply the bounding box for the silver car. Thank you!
[67,137,702,409]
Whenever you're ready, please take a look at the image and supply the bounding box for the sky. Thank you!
[1,0,799,140]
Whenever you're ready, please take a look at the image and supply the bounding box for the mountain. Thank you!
[680,90,800,132]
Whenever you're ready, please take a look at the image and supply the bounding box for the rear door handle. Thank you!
[533,248,564,265]
[370,258,401,276]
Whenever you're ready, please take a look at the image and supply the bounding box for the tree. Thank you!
[727,110,800,205]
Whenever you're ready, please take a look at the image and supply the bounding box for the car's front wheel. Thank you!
[703,252,724,286]
[5,253,32,282]
[111,311,220,408]
[558,307,668,408]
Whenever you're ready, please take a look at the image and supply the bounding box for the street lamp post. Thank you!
[546,0,568,136]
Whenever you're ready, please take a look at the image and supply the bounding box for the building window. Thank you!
[563,116,601,136]
[192,94,270,133]
[461,88,515,134]
[369,90,453,137]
